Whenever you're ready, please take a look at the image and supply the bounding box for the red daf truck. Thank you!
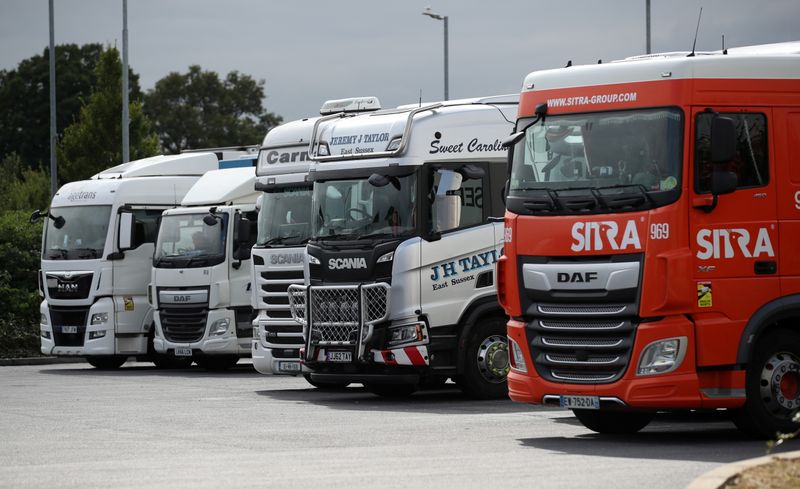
[498,42,800,437]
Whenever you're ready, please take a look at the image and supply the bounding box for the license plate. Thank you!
[326,350,352,363]
[278,361,301,373]
[560,395,600,410]
[174,347,192,357]
[61,326,78,334]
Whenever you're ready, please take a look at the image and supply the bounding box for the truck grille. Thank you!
[288,283,389,346]
[49,306,88,347]
[258,269,304,320]
[46,272,93,300]
[160,305,208,343]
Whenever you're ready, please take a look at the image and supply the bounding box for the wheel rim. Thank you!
[759,351,800,415]
[476,334,509,383]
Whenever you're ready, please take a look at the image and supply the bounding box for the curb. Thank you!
[0,356,87,366]
[685,449,800,489]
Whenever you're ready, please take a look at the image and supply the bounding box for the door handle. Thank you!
[754,261,777,275]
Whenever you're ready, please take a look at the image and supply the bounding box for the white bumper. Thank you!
[153,308,250,356]
[40,298,122,356]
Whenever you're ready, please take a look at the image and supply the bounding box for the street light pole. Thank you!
[646,0,651,54]
[48,0,57,196]
[422,7,449,101]
[122,0,130,163]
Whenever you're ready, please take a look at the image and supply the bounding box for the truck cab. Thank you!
[151,166,259,369]
[288,95,517,397]
[36,153,222,369]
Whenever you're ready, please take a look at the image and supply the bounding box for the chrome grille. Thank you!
[541,337,623,348]
[538,304,626,315]
[160,305,208,343]
[550,371,618,382]
[545,354,620,365]
[539,319,625,331]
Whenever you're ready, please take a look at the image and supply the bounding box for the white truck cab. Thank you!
[288,95,518,397]
[36,153,223,369]
[151,166,259,369]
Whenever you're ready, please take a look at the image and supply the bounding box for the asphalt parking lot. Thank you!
[0,360,795,489]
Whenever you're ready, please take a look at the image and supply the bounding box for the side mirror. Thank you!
[458,164,485,180]
[232,213,252,262]
[29,209,43,224]
[711,116,737,164]
[255,194,263,212]
[432,169,462,233]
[711,168,738,196]
[501,179,509,205]
[501,131,525,149]
[119,212,135,251]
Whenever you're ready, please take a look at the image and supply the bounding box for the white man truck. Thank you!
[35,153,225,369]
[251,97,381,384]
[150,166,259,370]
[288,95,517,397]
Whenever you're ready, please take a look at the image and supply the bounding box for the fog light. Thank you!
[509,337,527,373]
[91,312,109,325]
[210,318,230,336]
[388,322,423,346]
[637,337,687,376]
[89,330,106,339]
[376,251,394,263]
[41,329,51,339]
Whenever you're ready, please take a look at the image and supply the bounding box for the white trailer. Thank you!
[251,98,381,383]
[35,153,223,369]
[288,95,517,397]
[150,166,259,369]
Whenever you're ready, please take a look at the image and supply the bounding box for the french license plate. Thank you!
[61,326,78,334]
[278,361,301,373]
[174,347,192,357]
[560,395,600,410]
[326,350,352,363]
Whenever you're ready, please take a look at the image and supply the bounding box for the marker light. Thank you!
[386,137,402,152]
[317,143,330,157]
[377,251,394,263]
[509,337,528,373]
[307,254,320,265]
[40,313,48,325]
[637,337,687,376]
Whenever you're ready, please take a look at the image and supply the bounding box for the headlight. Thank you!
[376,251,394,263]
[41,329,51,339]
[89,330,106,339]
[307,254,320,265]
[388,322,423,346]
[637,337,687,376]
[40,313,48,325]
[509,337,528,373]
[210,318,230,336]
[91,312,109,325]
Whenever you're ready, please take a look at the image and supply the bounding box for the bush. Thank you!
[0,210,43,357]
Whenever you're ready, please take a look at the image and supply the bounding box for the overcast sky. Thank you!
[1,0,798,123]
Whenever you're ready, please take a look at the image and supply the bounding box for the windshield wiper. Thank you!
[356,232,403,240]
[260,235,307,246]
[598,184,655,208]
[45,248,69,260]
[72,248,101,259]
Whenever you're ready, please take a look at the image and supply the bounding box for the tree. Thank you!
[58,47,159,182]
[0,153,50,211]
[144,65,282,153]
[0,43,144,170]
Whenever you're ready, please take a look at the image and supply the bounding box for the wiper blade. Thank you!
[261,235,304,246]
[45,248,69,259]
[71,247,101,259]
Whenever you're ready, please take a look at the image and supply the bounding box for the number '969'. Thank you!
[650,223,669,240]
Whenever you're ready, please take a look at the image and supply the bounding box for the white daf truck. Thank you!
[288,95,517,398]
[34,153,224,369]
[150,166,259,370]
[251,97,381,384]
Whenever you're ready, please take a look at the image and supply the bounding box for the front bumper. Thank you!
[40,298,120,356]
[153,308,250,356]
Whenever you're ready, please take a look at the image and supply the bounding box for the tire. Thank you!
[303,374,350,390]
[731,329,800,439]
[364,382,418,398]
[195,355,239,371]
[86,355,127,370]
[573,409,653,434]
[456,315,509,399]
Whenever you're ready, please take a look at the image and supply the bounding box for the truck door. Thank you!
[229,210,257,339]
[420,163,498,330]
[689,108,779,366]
[112,208,162,348]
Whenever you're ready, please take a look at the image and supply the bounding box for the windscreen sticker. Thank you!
[697,282,712,308]
[124,296,134,311]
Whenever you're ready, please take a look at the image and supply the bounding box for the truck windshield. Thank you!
[43,205,112,260]
[255,186,313,247]
[154,213,228,268]
[508,108,682,213]
[311,173,417,240]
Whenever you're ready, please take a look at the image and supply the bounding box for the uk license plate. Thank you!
[174,347,192,357]
[61,326,78,334]
[326,350,352,363]
[560,395,600,410]
[278,361,301,373]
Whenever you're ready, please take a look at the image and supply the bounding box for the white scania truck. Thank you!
[251,97,381,383]
[35,153,224,369]
[150,166,259,370]
[288,95,517,397]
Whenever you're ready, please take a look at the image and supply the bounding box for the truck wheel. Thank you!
[364,383,418,398]
[456,316,509,399]
[196,355,239,371]
[303,374,350,390]
[86,356,127,370]
[732,330,800,439]
[573,409,653,434]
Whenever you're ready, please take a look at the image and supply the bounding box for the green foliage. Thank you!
[0,153,51,211]
[58,46,159,183]
[0,43,144,171]
[0,211,43,358]
[144,65,282,153]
